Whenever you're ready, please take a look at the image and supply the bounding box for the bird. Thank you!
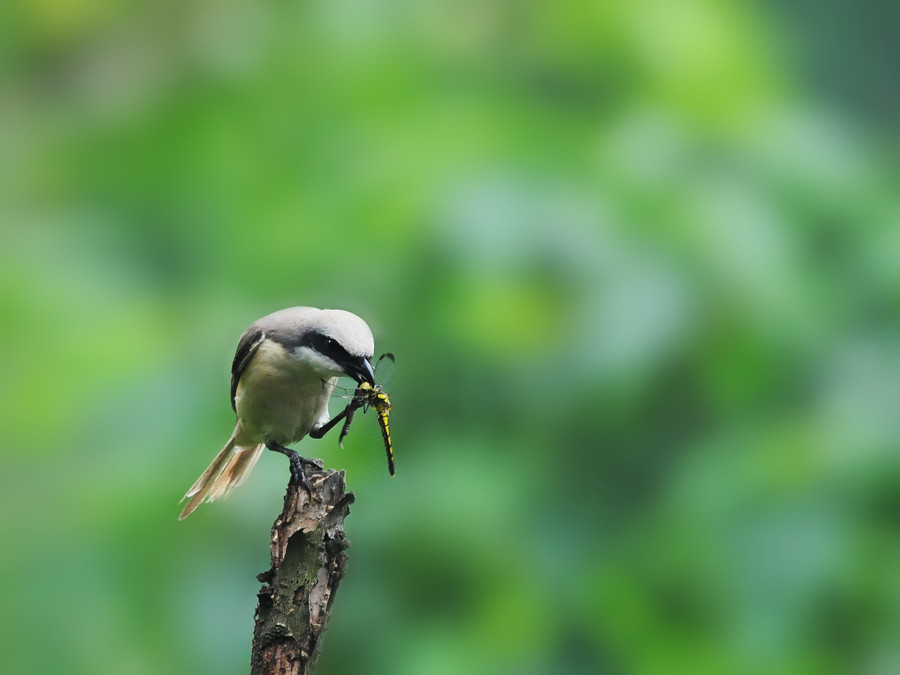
[179,306,376,520]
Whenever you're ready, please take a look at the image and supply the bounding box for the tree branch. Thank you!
[251,464,355,675]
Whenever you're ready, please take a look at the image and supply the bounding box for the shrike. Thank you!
[179,306,376,520]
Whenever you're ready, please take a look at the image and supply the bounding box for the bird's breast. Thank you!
[233,341,333,445]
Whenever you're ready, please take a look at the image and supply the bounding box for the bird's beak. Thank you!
[346,356,375,385]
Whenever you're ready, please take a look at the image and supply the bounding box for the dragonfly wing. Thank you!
[374,353,395,389]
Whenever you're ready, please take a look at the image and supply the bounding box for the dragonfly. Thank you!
[329,352,395,476]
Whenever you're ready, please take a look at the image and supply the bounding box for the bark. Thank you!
[250,464,355,675]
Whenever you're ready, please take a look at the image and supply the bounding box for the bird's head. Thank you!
[265,307,375,385]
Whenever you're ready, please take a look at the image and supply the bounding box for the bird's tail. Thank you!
[179,432,265,520]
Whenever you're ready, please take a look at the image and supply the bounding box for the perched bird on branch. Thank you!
[179,307,376,520]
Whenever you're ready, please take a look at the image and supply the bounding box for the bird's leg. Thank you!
[266,442,323,498]
[308,389,367,440]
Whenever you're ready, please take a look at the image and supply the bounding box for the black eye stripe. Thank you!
[299,331,354,366]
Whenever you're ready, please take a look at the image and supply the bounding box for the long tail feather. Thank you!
[179,433,265,520]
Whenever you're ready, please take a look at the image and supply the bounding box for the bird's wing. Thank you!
[230,326,266,411]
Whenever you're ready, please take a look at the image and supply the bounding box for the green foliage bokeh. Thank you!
[1,2,897,674]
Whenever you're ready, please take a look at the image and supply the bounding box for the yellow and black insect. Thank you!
[337,353,395,475]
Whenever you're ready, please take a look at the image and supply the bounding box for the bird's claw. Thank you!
[287,453,312,498]
[274,447,322,500]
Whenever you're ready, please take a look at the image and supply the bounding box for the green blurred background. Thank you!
[1,1,898,673]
